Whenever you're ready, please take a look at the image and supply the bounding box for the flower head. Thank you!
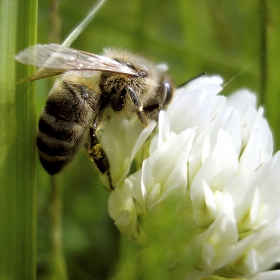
[104,76,280,279]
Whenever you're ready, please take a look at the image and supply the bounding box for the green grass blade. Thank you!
[62,0,106,47]
[0,0,38,278]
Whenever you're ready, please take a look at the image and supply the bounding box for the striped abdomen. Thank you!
[37,78,97,175]
[37,111,87,174]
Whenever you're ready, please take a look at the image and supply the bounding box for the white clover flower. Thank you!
[104,76,280,279]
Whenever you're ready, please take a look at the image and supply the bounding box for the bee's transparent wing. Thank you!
[16,69,65,83]
[15,44,139,82]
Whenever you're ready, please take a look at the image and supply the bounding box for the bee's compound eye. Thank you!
[163,80,173,106]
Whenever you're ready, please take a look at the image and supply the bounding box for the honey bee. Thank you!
[15,44,174,189]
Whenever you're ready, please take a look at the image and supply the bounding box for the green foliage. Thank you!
[0,0,37,278]
[24,0,280,279]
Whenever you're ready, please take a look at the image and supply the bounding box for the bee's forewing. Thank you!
[16,69,65,84]
[15,44,139,82]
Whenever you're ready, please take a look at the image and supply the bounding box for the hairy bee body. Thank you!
[16,45,174,188]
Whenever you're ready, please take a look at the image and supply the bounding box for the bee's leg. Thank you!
[87,112,114,190]
[142,104,161,120]
[126,86,149,126]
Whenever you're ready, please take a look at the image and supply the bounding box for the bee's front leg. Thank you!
[87,114,114,190]
[126,86,149,126]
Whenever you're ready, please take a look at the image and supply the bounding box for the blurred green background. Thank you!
[36,0,280,279]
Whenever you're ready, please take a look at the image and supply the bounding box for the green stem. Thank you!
[49,176,68,280]
[47,1,68,278]
[49,0,61,43]
[259,0,267,106]
[0,0,37,279]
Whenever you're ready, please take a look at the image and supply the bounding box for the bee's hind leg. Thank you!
[87,112,114,190]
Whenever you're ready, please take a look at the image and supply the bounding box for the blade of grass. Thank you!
[259,0,267,106]
[0,0,37,278]
[62,0,106,47]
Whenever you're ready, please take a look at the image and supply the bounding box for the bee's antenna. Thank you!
[178,72,206,88]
